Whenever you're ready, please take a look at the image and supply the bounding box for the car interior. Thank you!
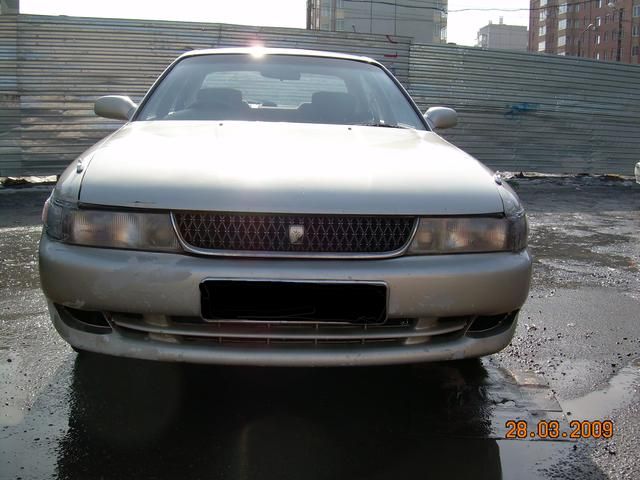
[167,87,365,124]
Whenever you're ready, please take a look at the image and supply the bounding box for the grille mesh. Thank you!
[174,212,416,254]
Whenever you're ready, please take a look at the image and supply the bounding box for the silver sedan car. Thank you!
[39,48,532,366]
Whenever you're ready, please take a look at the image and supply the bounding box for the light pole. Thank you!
[608,2,624,62]
[578,23,595,58]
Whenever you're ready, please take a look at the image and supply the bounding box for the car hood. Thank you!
[79,121,504,215]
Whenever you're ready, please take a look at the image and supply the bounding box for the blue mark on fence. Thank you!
[505,102,540,118]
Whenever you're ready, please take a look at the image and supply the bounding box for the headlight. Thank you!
[408,214,527,254]
[42,198,181,252]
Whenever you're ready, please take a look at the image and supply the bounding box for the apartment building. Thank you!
[529,0,640,63]
[477,17,529,51]
[307,0,448,44]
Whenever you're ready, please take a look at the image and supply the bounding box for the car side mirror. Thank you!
[424,107,458,130]
[94,96,138,121]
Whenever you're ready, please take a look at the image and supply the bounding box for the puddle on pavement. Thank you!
[561,358,640,420]
[498,440,576,480]
[0,296,67,427]
[1,355,608,479]
[0,226,42,290]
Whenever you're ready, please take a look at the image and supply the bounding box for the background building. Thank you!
[307,0,448,44]
[0,0,19,14]
[529,0,640,64]
[477,17,528,51]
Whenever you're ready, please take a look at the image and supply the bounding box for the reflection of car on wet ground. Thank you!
[39,48,532,366]
[57,356,503,479]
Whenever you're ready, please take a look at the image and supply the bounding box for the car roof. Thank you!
[178,47,380,66]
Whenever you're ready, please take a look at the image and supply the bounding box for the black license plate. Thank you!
[200,280,387,324]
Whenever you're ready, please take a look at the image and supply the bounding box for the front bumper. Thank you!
[39,235,532,366]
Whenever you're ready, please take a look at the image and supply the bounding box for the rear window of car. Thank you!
[201,70,348,108]
[136,54,426,130]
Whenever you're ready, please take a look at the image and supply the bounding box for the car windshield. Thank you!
[136,53,426,129]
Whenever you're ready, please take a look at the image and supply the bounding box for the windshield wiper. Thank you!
[352,121,412,129]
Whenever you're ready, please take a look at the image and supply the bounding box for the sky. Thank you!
[448,0,530,46]
[20,0,531,47]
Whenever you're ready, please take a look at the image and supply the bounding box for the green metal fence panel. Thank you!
[1,15,639,176]
[407,43,640,175]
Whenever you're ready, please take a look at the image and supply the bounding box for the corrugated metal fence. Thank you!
[410,44,640,175]
[0,14,410,175]
[1,14,639,176]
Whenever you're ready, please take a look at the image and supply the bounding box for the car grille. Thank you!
[173,212,416,256]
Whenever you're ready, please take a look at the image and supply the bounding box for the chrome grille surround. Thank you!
[172,212,418,258]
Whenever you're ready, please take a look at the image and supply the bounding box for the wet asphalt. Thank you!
[0,177,639,480]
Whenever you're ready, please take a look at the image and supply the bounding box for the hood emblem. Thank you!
[289,225,305,245]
